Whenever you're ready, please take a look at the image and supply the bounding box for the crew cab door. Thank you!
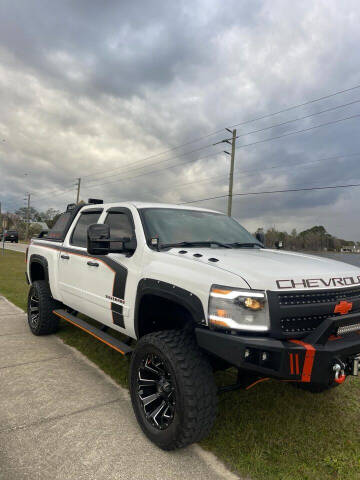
[58,208,103,314]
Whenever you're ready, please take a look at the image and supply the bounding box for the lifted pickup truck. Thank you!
[26,200,360,450]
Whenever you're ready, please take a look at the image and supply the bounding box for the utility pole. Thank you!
[227,128,237,217]
[213,128,237,216]
[76,177,81,204]
[25,193,31,241]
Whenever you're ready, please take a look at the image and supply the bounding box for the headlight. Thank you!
[208,285,269,332]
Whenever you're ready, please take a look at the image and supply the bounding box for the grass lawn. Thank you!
[1,249,359,480]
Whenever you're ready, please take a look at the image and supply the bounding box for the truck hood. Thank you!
[167,248,360,291]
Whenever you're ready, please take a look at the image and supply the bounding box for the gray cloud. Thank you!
[0,0,360,239]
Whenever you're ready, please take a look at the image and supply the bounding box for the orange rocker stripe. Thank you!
[53,311,125,355]
[289,339,316,382]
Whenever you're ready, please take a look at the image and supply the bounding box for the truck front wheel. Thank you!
[27,280,60,335]
[129,330,217,450]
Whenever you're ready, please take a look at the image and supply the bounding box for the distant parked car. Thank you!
[1,230,19,243]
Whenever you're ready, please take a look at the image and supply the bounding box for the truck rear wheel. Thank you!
[129,330,217,450]
[27,280,61,335]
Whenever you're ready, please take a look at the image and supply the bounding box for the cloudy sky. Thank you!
[1,0,360,238]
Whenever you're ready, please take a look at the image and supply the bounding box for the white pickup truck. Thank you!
[26,200,360,450]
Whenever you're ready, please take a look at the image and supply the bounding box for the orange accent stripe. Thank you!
[245,377,269,390]
[209,318,229,328]
[33,243,116,275]
[289,339,316,382]
[328,335,343,341]
[53,311,125,355]
[289,353,294,374]
[212,288,232,295]
[295,353,300,375]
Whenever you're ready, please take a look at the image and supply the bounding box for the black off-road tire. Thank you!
[129,330,217,450]
[27,280,61,335]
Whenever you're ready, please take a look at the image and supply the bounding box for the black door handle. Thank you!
[87,261,99,267]
[61,254,70,260]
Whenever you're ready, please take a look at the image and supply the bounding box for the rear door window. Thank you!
[48,212,72,240]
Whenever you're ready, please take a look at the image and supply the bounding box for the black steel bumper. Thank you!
[195,313,360,384]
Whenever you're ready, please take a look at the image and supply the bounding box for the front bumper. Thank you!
[195,313,360,384]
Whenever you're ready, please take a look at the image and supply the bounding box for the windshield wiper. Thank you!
[160,241,232,249]
[227,242,263,248]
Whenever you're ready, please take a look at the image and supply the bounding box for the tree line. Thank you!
[258,225,358,251]
[1,207,61,240]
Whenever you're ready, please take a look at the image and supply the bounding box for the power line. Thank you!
[83,142,217,187]
[180,182,360,205]
[81,148,226,191]
[228,84,360,128]
[233,98,360,141]
[22,89,360,204]
[234,113,360,150]
[155,152,360,193]
[12,84,360,210]
[83,105,360,191]
[82,113,360,193]
[32,185,78,204]
[80,83,360,183]
[31,149,360,206]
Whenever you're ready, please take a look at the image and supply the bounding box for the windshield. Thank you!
[140,208,259,247]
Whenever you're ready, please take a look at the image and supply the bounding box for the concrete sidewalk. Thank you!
[1,242,28,254]
[0,296,238,480]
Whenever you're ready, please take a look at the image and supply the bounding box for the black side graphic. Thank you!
[32,241,128,327]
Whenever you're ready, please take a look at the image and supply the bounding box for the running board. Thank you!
[53,309,133,355]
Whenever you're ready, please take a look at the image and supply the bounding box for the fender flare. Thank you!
[29,254,49,284]
[134,278,206,338]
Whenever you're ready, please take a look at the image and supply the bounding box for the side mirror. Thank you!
[274,240,284,249]
[255,232,265,245]
[38,229,48,238]
[87,223,111,255]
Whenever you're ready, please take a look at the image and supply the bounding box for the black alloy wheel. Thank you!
[29,289,40,329]
[137,353,176,430]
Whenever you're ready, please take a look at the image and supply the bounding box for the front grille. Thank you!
[281,313,336,333]
[268,287,360,338]
[278,286,360,306]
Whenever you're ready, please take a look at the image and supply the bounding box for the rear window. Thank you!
[7,230,17,234]
[48,212,72,240]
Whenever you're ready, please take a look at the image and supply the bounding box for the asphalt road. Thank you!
[0,296,239,480]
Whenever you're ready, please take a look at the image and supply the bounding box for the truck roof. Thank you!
[82,201,221,214]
